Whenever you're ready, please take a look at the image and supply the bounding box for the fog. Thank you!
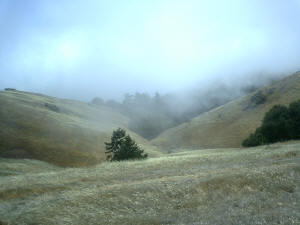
[1,0,300,101]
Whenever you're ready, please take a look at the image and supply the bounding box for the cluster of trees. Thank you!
[91,81,271,140]
[243,100,300,147]
[91,75,282,140]
[92,91,244,139]
[122,93,190,139]
[92,93,189,139]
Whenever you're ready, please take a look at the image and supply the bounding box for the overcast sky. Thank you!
[1,0,300,100]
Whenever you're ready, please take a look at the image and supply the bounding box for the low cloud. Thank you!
[0,0,299,101]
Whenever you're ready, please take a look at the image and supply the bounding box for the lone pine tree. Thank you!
[105,128,148,161]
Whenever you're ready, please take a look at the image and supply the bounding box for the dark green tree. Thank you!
[289,100,300,139]
[243,101,300,147]
[242,127,265,147]
[105,128,148,161]
[260,105,292,143]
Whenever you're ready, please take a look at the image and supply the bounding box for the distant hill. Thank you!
[152,71,300,151]
[0,90,162,166]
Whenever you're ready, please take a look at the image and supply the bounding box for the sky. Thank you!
[1,0,300,101]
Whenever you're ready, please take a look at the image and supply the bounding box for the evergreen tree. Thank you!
[105,128,148,161]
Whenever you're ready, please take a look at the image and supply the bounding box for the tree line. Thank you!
[91,90,244,140]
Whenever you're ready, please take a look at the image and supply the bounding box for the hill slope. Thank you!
[0,142,299,224]
[0,90,161,166]
[152,71,300,151]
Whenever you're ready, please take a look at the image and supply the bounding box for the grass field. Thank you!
[0,74,299,224]
[1,141,299,225]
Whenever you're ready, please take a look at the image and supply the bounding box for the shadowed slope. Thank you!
[0,90,161,166]
[152,72,300,151]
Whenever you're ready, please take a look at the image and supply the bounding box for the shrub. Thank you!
[242,127,264,147]
[242,100,300,147]
[289,100,300,139]
[105,128,148,161]
[260,105,292,143]
[44,103,60,112]
[91,97,104,105]
[4,88,17,91]
[244,91,267,111]
[250,91,266,105]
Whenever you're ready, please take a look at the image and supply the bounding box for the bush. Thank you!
[260,105,292,143]
[289,100,300,139]
[242,127,264,147]
[244,91,267,111]
[242,100,300,147]
[105,128,148,161]
[44,103,60,112]
[4,88,17,91]
[250,91,266,105]
[91,97,104,105]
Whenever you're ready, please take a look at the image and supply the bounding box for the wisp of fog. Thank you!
[0,0,300,101]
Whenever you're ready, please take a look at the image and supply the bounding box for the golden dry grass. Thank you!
[0,141,299,225]
[152,72,300,151]
[0,90,162,167]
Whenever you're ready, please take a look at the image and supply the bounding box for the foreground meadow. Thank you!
[0,142,299,225]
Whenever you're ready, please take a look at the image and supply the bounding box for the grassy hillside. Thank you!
[0,90,162,167]
[0,142,299,225]
[152,71,300,151]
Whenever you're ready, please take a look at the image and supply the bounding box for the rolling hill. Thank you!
[152,71,300,151]
[0,90,162,167]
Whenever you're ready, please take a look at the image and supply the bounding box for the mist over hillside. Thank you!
[1,1,300,224]
[1,0,300,102]
[152,71,300,150]
[1,0,299,156]
[0,90,162,166]
[91,72,286,139]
